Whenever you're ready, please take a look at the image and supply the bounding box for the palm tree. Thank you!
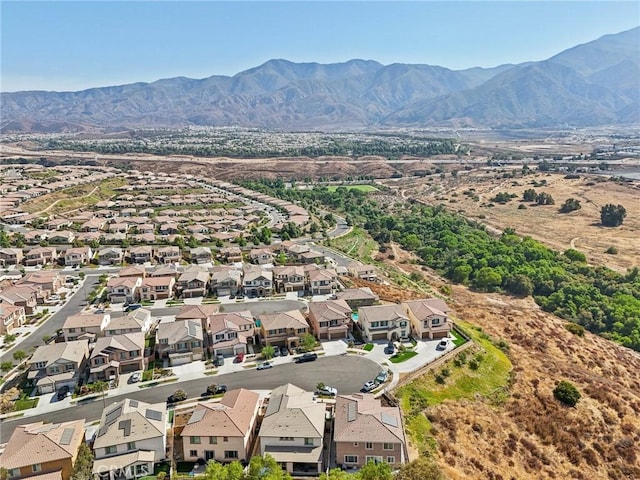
[93,380,108,409]
[261,345,276,360]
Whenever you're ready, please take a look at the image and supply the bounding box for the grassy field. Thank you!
[326,184,379,192]
[21,177,128,214]
[328,227,378,261]
[396,320,512,454]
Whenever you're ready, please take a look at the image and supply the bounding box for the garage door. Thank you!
[214,347,234,357]
[371,332,388,341]
[170,354,192,366]
[39,383,55,394]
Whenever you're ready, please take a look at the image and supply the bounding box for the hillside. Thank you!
[1,27,638,132]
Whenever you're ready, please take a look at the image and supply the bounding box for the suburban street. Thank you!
[0,355,380,443]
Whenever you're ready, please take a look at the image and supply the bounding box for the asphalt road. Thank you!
[0,274,101,364]
[0,355,380,442]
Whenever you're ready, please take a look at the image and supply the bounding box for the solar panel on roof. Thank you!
[188,409,206,424]
[118,419,131,437]
[145,409,162,421]
[380,413,398,427]
[187,322,196,337]
[130,400,139,408]
[97,425,108,437]
[60,427,75,445]
[347,402,357,422]
[105,406,122,426]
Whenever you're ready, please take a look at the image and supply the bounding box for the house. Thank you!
[307,268,338,295]
[118,265,146,278]
[23,246,59,266]
[177,268,209,298]
[27,340,89,395]
[62,313,110,342]
[80,218,106,232]
[272,265,306,294]
[210,266,242,297]
[336,287,379,309]
[175,304,220,326]
[149,263,180,279]
[180,389,260,464]
[257,310,309,349]
[128,246,153,264]
[284,243,309,262]
[88,333,146,383]
[104,308,153,336]
[0,304,25,335]
[242,265,272,297]
[307,299,352,340]
[208,311,256,357]
[219,246,242,263]
[0,419,86,480]
[64,246,92,266]
[19,270,65,296]
[0,284,39,314]
[188,246,212,264]
[140,276,175,301]
[250,248,273,265]
[358,304,410,342]
[48,231,75,244]
[403,298,452,340]
[98,247,124,266]
[0,247,23,267]
[156,246,181,264]
[156,320,204,366]
[92,399,167,480]
[106,276,142,304]
[348,263,378,282]
[258,383,325,475]
[299,250,326,265]
[334,393,408,469]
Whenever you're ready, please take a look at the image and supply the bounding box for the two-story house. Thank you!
[210,266,242,297]
[156,320,204,366]
[0,284,39,314]
[118,265,146,279]
[307,299,352,340]
[28,340,89,394]
[62,313,111,342]
[219,246,242,264]
[0,304,26,335]
[106,276,142,304]
[403,298,452,340]
[188,246,213,264]
[104,308,153,336]
[180,389,260,464]
[149,263,180,279]
[98,247,124,266]
[242,265,272,298]
[335,287,380,309]
[249,248,273,265]
[0,247,23,267]
[23,246,59,267]
[358,304,411,342]
[140,276,175,301]
[177,268,209,298]
[64,246,92,267]
[348,262,378,282]
[128,246,153,264]
[307,268,338,296]
[18,270,65,297]
[0,419,86,480]
[208,311,256,357]
[272,265,306,294]
[92,399,166,480]
[334,393,408,469]
[258,383,325,475]
[156,246,181,264]
[257,310,309,349]
[89,333,146,382]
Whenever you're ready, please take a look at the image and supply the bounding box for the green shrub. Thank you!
[553,380,581,407]
[565,323,585,337]
[605,246,618,255]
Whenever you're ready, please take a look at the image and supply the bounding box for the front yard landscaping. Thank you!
[389,350,418,363]
[363,343,374,351]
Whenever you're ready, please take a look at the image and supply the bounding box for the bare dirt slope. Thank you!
[362,248,640,480]
[396,170,640,272]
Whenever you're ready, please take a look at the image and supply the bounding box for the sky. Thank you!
[1,1,638,92]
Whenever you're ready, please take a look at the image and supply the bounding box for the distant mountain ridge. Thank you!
[1,27,638,132]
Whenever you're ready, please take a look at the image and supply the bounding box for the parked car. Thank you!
[214,355,225,367]
[49,294,61,301]
[57,385,70,400]
[256,361,273,370]
[272,347,281,358]
[124,303,142,313]
[205,384,227,396]
[362,381,376,392]
[375,370,388,384]
[316,385,337,397]
[167,389,188,404]
[129,372,142,383]
[384,341,395,355]
[234,352,245,363]
[280,346,289,356]
[295,352,318,363]
[436,338,450,351]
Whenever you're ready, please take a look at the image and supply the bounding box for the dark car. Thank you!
[295,352,318,363]
[273,347,281,358]
[57,385,70,400]
[167,389,188,404]
[204,384,227,396]
[124,303,142,313]
[280,346,289,356]
[384,341,395,355]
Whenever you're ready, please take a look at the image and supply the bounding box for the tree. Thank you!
[203,460,244,480]
[553,380,581,407]
[473,267,502,292]
[0,362,13,372]
[246,454,292,480]
[300,333,317,352]
[559,198,581,213]
[320,468,352,480]
[522,188,537,201]
[535,192,555,205]
[12,350,26,362]
[600,204,627,227]
[71,442,94,480]
[564,248,586,263]
[505,274,534,297]
[396,457,444,480]
[358,461,393,480]
[262,345,276,360]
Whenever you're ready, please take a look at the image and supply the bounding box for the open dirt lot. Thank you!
[390,169,640,272]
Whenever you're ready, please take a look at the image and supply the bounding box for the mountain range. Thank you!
[1,27,638,133]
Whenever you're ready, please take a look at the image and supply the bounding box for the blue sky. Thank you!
[1,1,638,92]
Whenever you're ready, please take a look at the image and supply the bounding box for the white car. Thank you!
[362,381,376,392]
[436,338,450,350]
[256,362,273,370]
[129,372,142,383]
[316,386,337,397]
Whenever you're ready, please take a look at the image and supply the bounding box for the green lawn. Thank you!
[14,396,39,411]
[328,227,378,261]
[326,184,378,192]
[389,350,418,363]
[363,343,374,351]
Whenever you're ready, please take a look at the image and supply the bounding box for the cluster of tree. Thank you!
[559,198,581,213]
[490,192,517,204]
[521,188,554,205]
[241,181,640,351]
[600,204,627,227]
